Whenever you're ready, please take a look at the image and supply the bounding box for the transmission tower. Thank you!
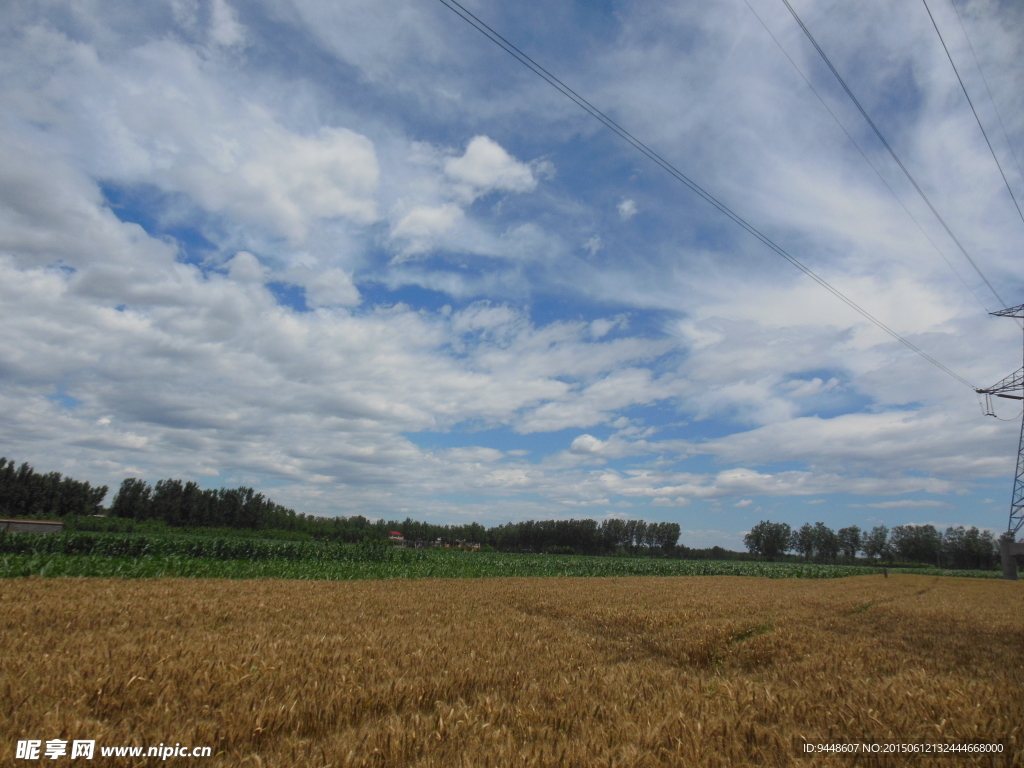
[976,304,1024,579]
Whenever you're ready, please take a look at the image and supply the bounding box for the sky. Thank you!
[2,0,1023,547]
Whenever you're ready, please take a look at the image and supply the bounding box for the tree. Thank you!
[791,523,816,562]
[151,479,185,526]
[862,525,889,563]
[624,519,645,553]
[600,518,628,553]
[743,520,791,561]
[837,526,861,563]
[812,522,839,563]
[653,522,681,552]
[889,524,941,565]
[0,457,108,518]
[110,478,153,520]
[943,526,997,570]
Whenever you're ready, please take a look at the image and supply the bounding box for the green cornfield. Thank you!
[0,551,889,579]
[0,531,999,581]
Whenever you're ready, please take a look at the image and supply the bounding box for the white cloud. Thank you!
[652,497,690,507]
[589,318,614,338]
[444,136,537,198]
[702,410,1011,480]
[209,0,245,48]
[569,434,604,454]
[784,377,840,398]
[450,301,521,337]
[4,29,379,244]
[734,499,753,507]
[227,252,267,284]
[388,136,541,257]
[445,446,505,463]
[391,203,464,254]
[855,500,950,509]
[231,126,379,237]
[516,367,676,433]
[586,316,629,343]
[617,199,637,220]
[303,268,361,308]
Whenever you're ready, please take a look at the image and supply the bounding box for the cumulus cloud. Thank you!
[617,199,637,219]
[228,126,380,237]
[388,136,541,257]
[444,136,537,198]
[303,268,361,308]
[391,204,465,255]
[227,252,267,284]
[569,434,605,454]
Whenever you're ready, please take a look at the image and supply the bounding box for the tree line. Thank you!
[108,478,679,553]
[110,477,309,530]
[744,520,1000,570]
[0,458,680,555]
[1,456,998,567]
[454,517,680,555]
[0,458,108,518]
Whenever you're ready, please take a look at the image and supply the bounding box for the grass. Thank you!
[1,575,1021,766]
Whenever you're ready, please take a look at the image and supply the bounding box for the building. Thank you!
[0,518,63,534]
[388,530,404,545]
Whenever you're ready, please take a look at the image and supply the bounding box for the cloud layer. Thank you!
[1,0,1022,543]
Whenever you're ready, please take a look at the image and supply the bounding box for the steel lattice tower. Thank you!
[976,304,1024,578]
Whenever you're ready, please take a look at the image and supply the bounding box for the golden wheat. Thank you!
[1,575,1021,767]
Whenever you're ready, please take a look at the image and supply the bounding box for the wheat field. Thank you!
[2,574,1022,767]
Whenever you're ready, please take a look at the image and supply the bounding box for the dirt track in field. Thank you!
[2,574,1022,767]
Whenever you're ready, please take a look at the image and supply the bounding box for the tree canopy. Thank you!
[743,520,791,561]
[0,457,107,518]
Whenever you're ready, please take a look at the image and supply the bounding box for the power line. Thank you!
[778,0,1008,310]
[947,0,1024,188]
[432,0,977,389]
[740,0,992,315]
[921,0,1024,227]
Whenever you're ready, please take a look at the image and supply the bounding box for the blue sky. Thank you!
[1,0,1023,546]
